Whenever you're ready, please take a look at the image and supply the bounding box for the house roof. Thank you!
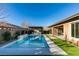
[49,13,79,27]
[0,22,26,30]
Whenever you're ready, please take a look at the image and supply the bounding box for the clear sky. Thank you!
[0,3,79,26]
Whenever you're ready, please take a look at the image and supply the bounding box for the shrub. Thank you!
[2,31,11,41]
[14,31,20,39]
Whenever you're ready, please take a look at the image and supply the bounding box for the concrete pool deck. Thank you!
[44,35,67,56]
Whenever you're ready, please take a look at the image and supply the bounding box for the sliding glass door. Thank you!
[71,22,79,38]
[58,27,63,36]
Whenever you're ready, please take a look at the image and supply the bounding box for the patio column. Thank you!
[63,23,71,41]
[63,23,69,40]
[51,27,58,36]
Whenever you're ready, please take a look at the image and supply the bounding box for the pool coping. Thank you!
[44,35,68,56]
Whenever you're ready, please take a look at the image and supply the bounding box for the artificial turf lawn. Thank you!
[46,34,79,56]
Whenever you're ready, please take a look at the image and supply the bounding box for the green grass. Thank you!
[46,34,79,56]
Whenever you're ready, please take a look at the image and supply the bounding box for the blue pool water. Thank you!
[0,34,51,55]
[6,34,49,48]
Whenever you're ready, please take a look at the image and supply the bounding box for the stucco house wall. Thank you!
[50,20,79,46]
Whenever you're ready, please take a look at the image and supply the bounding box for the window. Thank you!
[58,27,63,35]
[71,22,79,38]
[71,23,74,37]
[76,22,79,38]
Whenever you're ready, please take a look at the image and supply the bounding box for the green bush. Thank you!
[14,31,20,39]
[2,31,11,41]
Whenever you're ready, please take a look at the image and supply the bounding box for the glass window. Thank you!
[58,27,63,35]
[71,22,79,38]
[71,23,74,37]
[76,22,79,38]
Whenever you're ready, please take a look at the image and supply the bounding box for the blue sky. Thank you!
[0,3,79,26]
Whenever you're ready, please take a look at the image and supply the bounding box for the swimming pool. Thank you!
[0,34,51,55]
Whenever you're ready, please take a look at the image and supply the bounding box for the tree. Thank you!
[0,5,9,22]
[21,20,30,28]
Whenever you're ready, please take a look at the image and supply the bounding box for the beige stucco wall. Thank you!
[50,21,79,42]
[50,27,58,36]
[50,23,71,40]
[63,23,71,40]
